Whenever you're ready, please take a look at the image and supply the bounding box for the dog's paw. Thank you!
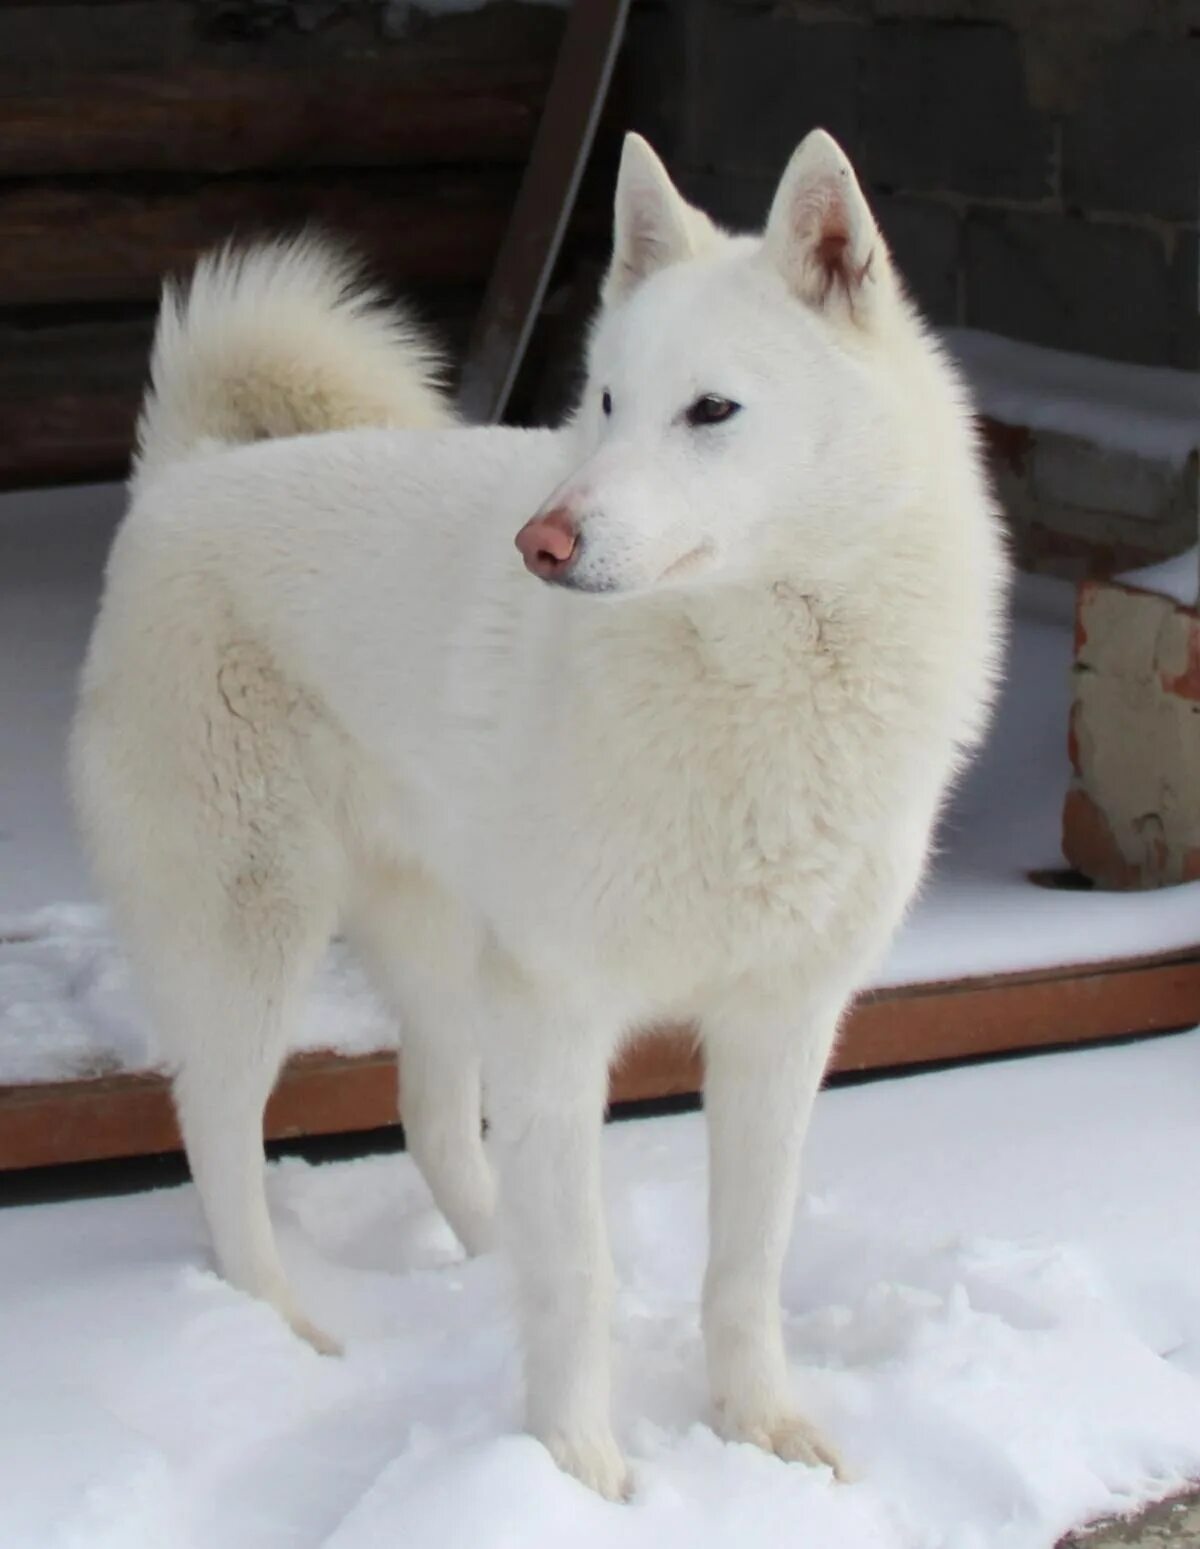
[720,1409,845,1479]
[455,1212,499,1259]
[543,1428,630,1501]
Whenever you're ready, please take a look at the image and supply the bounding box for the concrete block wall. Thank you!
[627,0,1200,371]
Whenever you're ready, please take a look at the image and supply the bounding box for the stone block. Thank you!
[1173,231,1199,372]
[979,419,1198,579]
[863,22,1054,199]
[1032,434,1199,530]
[692,7,862,176]
[874,193,961,323]
[676,170,773,233]
[623,3,690,162]
[1063,36,1200,223]
[964,210,1181,367]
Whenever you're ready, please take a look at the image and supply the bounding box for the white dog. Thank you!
[71,129,1008,1498]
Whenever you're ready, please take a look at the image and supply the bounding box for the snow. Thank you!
[945,328,1200,467]
[0,906,396,1084]
[5,483,1200,1083]
[1116,548,1198,609]
[2,1028,1199,1546]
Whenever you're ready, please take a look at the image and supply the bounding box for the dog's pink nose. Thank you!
[515,507,578,580]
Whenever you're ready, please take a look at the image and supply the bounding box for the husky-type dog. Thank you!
[72,130,1007,1497]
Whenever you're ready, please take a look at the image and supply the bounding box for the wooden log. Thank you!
[0,171,523,306]
[0,285,482,489]
[0,6,566,176]
[0,66,547,179]
[0,314,149,488]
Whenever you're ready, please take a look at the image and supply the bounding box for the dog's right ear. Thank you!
[603,134,716,307]
[764,129,889,322]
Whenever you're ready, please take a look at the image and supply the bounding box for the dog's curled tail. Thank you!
[134,235,453,482]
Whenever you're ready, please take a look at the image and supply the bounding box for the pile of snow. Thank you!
[2,1028,1199,1546]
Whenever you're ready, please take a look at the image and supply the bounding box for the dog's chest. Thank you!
[498,641,912,991]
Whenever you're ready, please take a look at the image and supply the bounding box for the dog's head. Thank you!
[515,129,919,598]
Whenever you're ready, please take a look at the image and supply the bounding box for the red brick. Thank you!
[1160,622,1200,702]
[1062,786,1143,890]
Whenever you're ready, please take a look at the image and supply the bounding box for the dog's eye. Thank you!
[685,394,740,428]
[601,390,613,417]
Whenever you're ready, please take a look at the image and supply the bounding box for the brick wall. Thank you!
[629,0,1199,371]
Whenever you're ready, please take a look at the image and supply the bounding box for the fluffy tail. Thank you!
[134,236,454,481]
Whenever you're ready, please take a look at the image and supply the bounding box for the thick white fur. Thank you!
[72,131,1008,1499]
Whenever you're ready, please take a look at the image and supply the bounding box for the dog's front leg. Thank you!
[483,991,626,1500]
[701,987,845,1475]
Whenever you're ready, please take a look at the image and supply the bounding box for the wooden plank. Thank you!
[3,949,1198,1172]
[0,170,522,306]
[840,950,1200,1069]
[456,0,630,424]
[0,1052,399,1172]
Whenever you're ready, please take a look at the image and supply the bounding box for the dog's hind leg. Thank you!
[165,909,340,1353]
[75,641,345,1351]
[347,868,497,1257]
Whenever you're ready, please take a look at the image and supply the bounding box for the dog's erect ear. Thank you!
[764,130,887,318]
[603,134,717,306]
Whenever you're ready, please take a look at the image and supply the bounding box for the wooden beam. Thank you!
[3,949,1197,1172]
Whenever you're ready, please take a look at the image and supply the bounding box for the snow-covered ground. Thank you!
[4,485,1200,1084]
[2,1027,1199,1548]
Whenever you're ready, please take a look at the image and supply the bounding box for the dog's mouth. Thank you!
[657,543,713,584]
[553,542,714,597]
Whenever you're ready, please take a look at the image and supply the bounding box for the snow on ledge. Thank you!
[1117,548,1199,609]
[944,328,1200,469]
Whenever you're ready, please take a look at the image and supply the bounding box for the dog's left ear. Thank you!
[764,130,888,320]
